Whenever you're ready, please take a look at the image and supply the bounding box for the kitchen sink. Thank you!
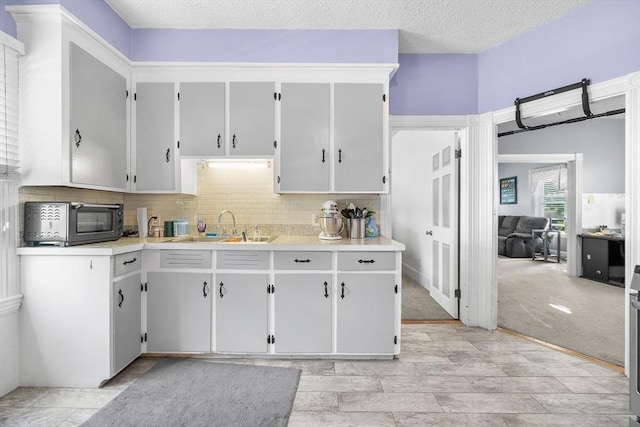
[163,235,276,243]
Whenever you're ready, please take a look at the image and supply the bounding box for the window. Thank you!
[529,164,567,232]
[0,33,23,300]
[543,181,565,231]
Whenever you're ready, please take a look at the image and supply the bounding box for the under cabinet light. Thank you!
[207,159,271,169]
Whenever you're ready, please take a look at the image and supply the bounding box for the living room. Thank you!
[496,98,626,366]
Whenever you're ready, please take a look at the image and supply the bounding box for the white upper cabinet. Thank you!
[133,82,176,192]
[179,82,225,157]
[13,11,131,191]
[69,43,128,190]
[229,82,275,156]
[334,83,385,193]
[278,83,331,192]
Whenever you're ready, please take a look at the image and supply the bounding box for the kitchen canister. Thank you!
[164,221,174,237]
[347,218,365,239]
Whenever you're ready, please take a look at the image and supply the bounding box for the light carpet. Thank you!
[81,358,300,427]
[498,257,625,366]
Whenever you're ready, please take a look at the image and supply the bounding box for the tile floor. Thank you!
[0,323,631,426]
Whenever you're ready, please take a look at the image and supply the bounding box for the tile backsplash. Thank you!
[19,163,380,236]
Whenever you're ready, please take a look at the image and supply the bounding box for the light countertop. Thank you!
[17,235,405,256]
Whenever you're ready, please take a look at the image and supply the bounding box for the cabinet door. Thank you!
[179,82,225,156]
[134,82,176,191]
[147,272,212,352]
[582,237,609,282]
[70,43,127,190]
[334,83,384,192]
[278,83,330,192]
[216,273,268,353]
[274,274,332,353]
[337,273,396,354]
[113,273,141,374]
[229,82,275,156]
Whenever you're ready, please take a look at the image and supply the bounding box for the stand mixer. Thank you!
[318,200,344,240]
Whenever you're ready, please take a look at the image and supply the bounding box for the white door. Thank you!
[427,132,459,318]
[391,130,459,318]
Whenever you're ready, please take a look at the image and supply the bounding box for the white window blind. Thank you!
[0,34,23,301]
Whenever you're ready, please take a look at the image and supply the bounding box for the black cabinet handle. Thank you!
[338,149,342,163]
[203,281,208,298]
[324,281,329,298]
[122,258,137,265]
[358,259,375,264]
[232,134,236,149]
[74,129,82,148]
[341,282,345,299]
[322,148,325,163]
[294,259,311,263]
[166,148,171,163]
[217,134,221,149]
[118,289,124,307]
[219,281,224,298]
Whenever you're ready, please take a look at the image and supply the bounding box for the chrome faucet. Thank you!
[217,210,237,236]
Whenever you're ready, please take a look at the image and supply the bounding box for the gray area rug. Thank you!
[82,359,300,427]
[498,257,625,366]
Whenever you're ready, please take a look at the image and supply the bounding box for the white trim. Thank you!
[497,154,576,164]
[0,294,23,318]
[0,32,24,54]
[134,61,399,70]
[390,115,468,130]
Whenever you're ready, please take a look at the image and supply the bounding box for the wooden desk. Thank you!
[579,234,625,286]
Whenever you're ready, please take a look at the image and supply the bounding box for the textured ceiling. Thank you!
[105,0,592,54]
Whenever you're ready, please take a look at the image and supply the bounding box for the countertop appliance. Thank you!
[318,200,343,240]
[24,201,123,246]
[629,264,640,426]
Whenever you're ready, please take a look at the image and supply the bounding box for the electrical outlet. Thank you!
[311,214,318,225]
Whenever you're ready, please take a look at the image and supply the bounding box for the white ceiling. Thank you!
[105,0,593,54]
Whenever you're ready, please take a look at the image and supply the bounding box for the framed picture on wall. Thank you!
[500,176,517,204]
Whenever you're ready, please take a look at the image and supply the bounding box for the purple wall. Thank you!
[478,0,640,112]
[5,0,131,56]
[62,0,131,57]
[0,0,16,36]
[4,0,638,115]
[389,54,478,115]
[131,28,397,63]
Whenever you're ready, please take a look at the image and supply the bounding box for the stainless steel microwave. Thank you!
[24,202,123,246]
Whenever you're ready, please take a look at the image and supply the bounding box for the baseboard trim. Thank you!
[402,319,461,325]
[497,327,624,374]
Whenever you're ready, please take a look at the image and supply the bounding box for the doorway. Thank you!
[495,98,626,366]
[391,130,460,320]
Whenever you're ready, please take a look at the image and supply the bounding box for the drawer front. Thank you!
[114,251,142,276]
[217,250,269,270]
[274,251,331,270]
[160,250,212,269]
[338,251,395,271]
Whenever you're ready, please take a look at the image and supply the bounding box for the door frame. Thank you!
[389,70,640,374]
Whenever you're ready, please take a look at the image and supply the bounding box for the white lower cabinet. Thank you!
[113,273,142,372]
[146,272,212,352]
[337,273,397,354]
[274,274,332,353]
[19,253,142,388]
[216,273,269,353]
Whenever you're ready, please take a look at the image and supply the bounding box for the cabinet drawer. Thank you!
[338,252,395,271]
[217,251,269,270]
[114,251,142,276]
[274,251,331,270]
[160,250,212,269]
